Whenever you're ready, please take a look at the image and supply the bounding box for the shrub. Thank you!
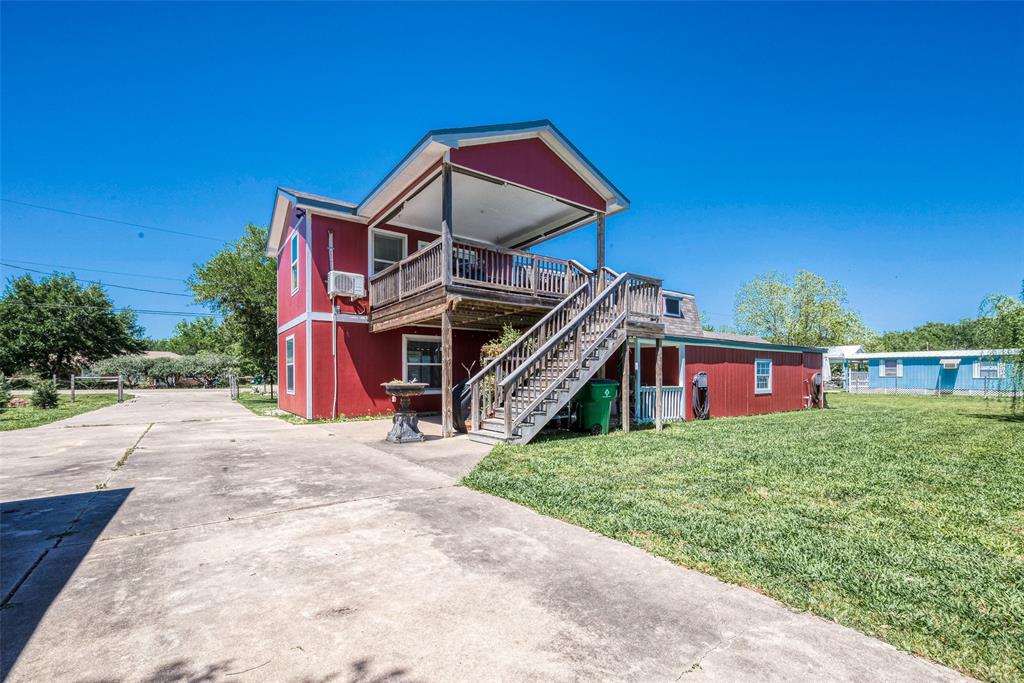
[0,373,12,414]
[31,379,59,409]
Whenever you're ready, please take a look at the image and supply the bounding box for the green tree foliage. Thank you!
[166,316,230,355]
[0,273,143,377]
[189,224,276,382]
[90,353,240,388]
[91,355,151,387]
[733,270,870,347]
[0,374,12,414]
[31,379,59,409]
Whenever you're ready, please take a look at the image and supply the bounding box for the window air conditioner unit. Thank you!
[939,358,961,370]
[327,271,366,299]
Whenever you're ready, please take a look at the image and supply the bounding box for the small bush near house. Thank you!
[31,379,59,409]
[0,373,12,413]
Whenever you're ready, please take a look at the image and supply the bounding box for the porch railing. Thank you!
[601,267,663,322]
[369,237,593,308]
[637,386,686,423]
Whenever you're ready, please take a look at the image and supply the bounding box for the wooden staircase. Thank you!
[466,270,650,445]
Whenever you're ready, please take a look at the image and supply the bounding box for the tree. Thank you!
[975,285,1024,410]
[189,224,276,386]
[176,353,239,388]
[734,270,870,347]
[0,273,143,377]
[166,316,230,355]
[91,355,151,388]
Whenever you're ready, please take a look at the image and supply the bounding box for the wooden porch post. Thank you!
[655,337,663,431]
[595,214,606,291]
[441,162,453,288]
[621,340,630,432]
[440,161,454,437]
[441,307,453,438]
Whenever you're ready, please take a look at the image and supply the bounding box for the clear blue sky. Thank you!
[2,2,1021,338]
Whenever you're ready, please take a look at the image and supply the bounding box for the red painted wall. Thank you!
[277,325,307,417]
[639,346,680,385]
[305,321,492,419]
[308,214,437,315]
[276,210,307,326]
[451,138,607,211]
[682,346,821,420]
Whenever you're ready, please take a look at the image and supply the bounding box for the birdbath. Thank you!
[381,381,428,443]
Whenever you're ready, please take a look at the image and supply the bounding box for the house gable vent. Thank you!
[328,271,366,299]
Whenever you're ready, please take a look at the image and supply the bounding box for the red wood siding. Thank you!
[277,326,307,417]
[450,138,606,211]
[309,214,438,315]
[640,346,680,385]
[682,345,820,420]
[276,212,306,326]
[304,321,491,419]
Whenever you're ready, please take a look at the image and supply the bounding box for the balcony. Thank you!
[369,236,664,335]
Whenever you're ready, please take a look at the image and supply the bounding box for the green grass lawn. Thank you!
[235,391,392,424]
[0,394,123,431]
[464,393,1024,682]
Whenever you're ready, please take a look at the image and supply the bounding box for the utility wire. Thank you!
[1,262,192,297]
[3,301,221,318]
[0,198,231,244]
[0,258,189,283]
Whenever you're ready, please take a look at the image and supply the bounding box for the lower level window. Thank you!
[404,335,441,391]
[977,360,1005,379]
[285,336,295,394]
[754,358,772,394]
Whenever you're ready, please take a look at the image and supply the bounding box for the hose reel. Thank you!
[692,371,710,420]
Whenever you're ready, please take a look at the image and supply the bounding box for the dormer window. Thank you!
[664,297,681,318]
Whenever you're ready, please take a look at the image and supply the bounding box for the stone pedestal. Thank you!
[386,407,423,443]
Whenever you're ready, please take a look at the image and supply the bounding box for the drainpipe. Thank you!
[329,230,339,419]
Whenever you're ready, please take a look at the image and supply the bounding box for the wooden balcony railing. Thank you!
[369,237,593,308]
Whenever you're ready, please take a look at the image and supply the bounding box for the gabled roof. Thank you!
[358,120,630,219]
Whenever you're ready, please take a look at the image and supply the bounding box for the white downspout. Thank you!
[329,230,339,419]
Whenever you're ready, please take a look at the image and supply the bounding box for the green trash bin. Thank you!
[578,379,619,435]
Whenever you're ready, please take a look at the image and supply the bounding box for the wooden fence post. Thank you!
[655,338,663,431]
[70,375,76,403]
[117,374,124,403]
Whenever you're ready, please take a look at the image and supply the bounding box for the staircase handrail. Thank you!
[466,280,592,388]
[500,271,629,391]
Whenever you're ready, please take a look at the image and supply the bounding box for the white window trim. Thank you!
[402,334,442,395]
[289,232,300,295]
[754,358,772,395]
[285,334,296,395]
[369,227,408,276]
[973,359,1005,380]
[880,359,903,378]
[664,297,682,318]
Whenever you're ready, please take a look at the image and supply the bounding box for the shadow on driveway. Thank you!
[1,488,131,681]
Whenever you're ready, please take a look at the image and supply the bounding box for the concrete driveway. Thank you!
[0,391,965,682]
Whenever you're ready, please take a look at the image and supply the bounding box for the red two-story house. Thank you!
[268,120,823,444]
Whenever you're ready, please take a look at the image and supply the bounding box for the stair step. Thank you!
[468,430,509,446]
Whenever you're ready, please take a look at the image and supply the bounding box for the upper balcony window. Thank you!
[372,229,407,275]
[664,297,681,318]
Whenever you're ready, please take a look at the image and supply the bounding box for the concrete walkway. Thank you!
[0,391,966,682]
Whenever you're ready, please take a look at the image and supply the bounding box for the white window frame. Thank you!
[285,335,296,395]
[881,359,903,378]
[974,359,1005,380]
[402,334,442,395]
[664,297,682,318]
[289,232,300,295]
[754,358,772,395]
[369,228,407,275]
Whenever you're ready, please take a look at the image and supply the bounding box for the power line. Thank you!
[0,258,189,283]
[1,262,192,298]
[3,301,221,318]
[0,198,230,244]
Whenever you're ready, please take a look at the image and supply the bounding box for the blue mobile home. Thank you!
[848,349,1018,396]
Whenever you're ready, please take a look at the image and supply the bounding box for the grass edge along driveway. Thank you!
[0,394,122,431]
[463,394,1024,683]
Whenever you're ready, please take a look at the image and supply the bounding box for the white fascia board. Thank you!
[849,348,1019,359]
[358,140,449,218]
